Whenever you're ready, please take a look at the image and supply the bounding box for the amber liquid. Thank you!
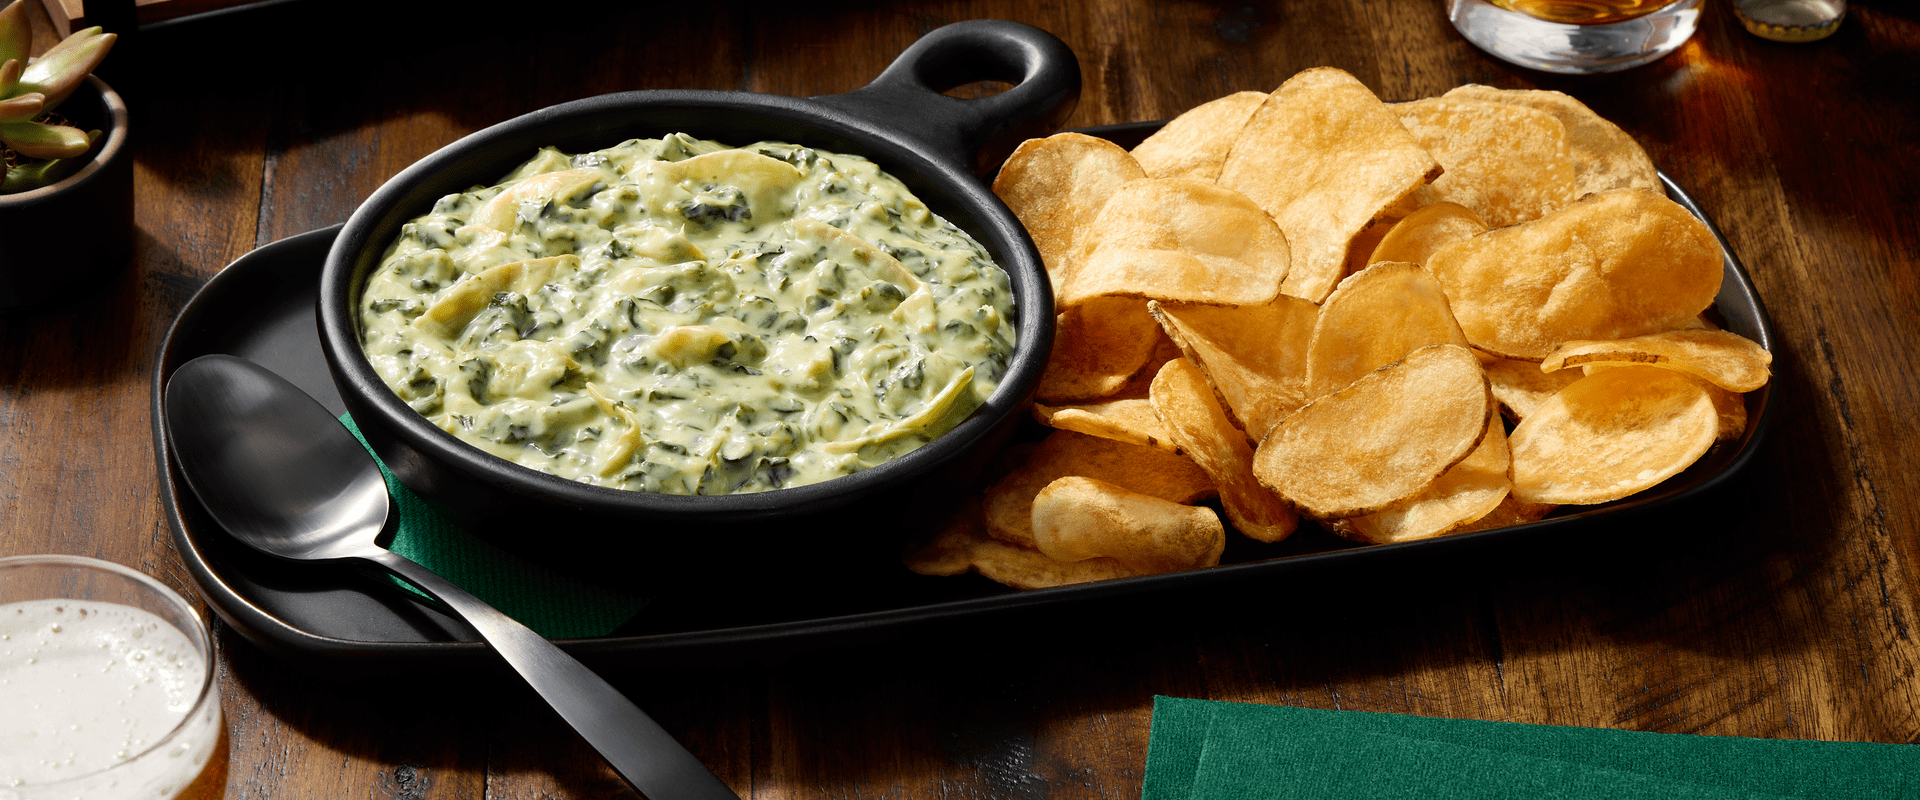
[1489,0,1685,24]
[169,724,232,800]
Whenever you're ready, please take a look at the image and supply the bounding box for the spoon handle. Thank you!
[365,550,740,800]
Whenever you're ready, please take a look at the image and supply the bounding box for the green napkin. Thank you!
[340,415,647,639]
[1143,696,1920,800]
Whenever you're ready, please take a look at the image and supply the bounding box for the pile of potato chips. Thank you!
[906,67,1771,590]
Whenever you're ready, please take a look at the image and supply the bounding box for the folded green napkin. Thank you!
[1143,696,1920,800]
[340,415,647,639]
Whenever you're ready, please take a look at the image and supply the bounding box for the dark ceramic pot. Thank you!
[316,20,1075,582]
[0,75,133,313]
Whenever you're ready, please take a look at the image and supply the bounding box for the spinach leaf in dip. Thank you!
[359,134,1017,495]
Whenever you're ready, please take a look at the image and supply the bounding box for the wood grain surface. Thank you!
[4,0,1919,797]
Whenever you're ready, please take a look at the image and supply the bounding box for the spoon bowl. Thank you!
[164,355,394,562]
[162,353,739,800]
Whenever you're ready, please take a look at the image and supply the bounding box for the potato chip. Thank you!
[1582,362,1751,441]
[1150,358,1300,543]
[1046,330,1184,410]
[1368,201,1488,269]
[1484,357,1584,421]
[903,496,995,577]
[967,543,1142,589]
[970,74,1765,571]
[1305,262,1471,399]
[1033,397,1178,452]
[1427,188,1724,361]
[1343,219,1394,277]
[1218,68,1442,304]
[904,497,1145,588]
[902,438,1040,571]
[1704,381,1750,441]
[984,429,1215,547]
[1508,365,1718,505]
[1335,415,1511,544]
[1150,297,1318,442]
[1447,494,1558,534]
[1032,476,1226,573]
[1067,178,1291,307]
[1254,344,1492,519]
[1395,97,1577,227]
[1131,90,1268,181]
[1442,84,1661,196]
[1038,297,1164,403]
[1542,329,1772,393]
[991,133,1146,294]
[1117,333,1187,398]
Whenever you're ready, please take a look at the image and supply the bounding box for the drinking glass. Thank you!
[0,555,228,800]
[1448,0,1704,73]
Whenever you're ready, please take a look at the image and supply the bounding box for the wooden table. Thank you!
[5,0,1918,796]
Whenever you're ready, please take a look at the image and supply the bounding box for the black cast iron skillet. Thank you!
[317,21,1074,583]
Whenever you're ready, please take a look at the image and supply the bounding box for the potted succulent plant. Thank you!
[0,0,126,312]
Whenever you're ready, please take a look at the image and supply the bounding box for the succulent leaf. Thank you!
[0,118,90,159]
[0,88,41,121]
[18,28,115,110]
[30,23,100,61]
[2,57,21,98]
[0,1,30,75]
[5,153,84,192]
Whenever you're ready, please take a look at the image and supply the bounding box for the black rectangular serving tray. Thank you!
[151,122,1776,673]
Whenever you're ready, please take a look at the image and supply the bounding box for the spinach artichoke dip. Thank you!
[359,134,1017,495]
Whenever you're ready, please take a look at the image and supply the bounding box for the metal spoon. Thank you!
[163,353,739,800]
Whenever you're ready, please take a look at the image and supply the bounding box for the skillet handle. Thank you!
[812,20,1081,179]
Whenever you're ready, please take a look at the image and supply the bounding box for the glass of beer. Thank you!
[1448,0,1704,73]
[0,555,229,800]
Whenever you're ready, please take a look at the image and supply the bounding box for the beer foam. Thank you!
[0,600,218,798]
